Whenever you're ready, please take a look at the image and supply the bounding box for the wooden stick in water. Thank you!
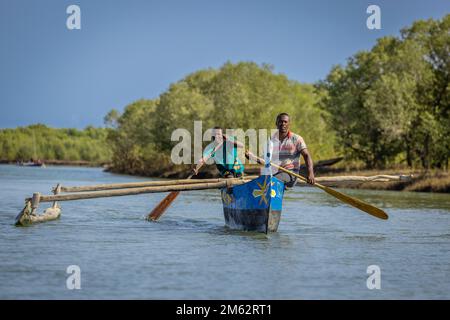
[296,174,413,186]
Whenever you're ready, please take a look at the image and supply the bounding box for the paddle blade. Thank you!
[318,184,389,220]
[147,191,180,221]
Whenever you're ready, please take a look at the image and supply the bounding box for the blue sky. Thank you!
[0,0,448,128]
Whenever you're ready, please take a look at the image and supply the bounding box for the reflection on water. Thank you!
[0,164,449,299]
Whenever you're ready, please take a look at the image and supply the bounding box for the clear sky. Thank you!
[0,0,448,128]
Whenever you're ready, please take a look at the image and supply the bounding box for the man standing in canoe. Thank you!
[192,127,244,178]
[269,113,315,187]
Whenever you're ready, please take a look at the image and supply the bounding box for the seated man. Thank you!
[270,113,315,187]
[193,127,244,178]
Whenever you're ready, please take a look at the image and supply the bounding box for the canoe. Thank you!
[17,162,45,167]
[220,175,285,233]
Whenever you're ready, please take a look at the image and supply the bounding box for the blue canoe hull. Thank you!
[220,175,285,233]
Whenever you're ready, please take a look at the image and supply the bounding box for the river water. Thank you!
[0,164,449,299]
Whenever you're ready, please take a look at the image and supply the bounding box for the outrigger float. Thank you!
[15,173,412,233]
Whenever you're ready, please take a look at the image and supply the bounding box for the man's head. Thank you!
[212,126,223,143]
[276,113,290,134]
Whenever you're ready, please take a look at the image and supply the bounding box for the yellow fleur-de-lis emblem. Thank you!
[221,190,233,205]
[252,177,276,205]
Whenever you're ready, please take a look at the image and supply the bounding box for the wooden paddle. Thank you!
[246,151,389,220]
[147,141,224,221]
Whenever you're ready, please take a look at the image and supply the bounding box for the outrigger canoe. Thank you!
[220,175,285,233]
[16,170,396,227]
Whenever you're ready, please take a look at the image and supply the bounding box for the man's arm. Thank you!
[191,156,205,175]
[300,148,315,184]
[191,142,223,175]
[192,143,212,175]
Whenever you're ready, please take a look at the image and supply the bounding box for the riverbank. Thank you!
[7,158,446,193]
[106,162,450,193]
[0,159,109,167]
[317,168,450,193]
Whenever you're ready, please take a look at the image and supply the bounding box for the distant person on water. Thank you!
[192,127,244,178]
[269,113,315,187]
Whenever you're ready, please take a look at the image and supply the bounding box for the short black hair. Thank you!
[276,113,290,124]
[212,126,222,141]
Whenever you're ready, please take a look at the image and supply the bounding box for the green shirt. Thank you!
[203,140,244,177]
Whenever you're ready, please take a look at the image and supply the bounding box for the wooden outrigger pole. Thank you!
[29,180,253,203]
[57,176,259,193]
[14,176,254,226]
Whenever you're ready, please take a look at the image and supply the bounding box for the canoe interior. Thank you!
[221,175,285,233]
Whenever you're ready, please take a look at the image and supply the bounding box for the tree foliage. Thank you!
[318,15,449,169]
[107,62,336,175]
[0,124,111,162]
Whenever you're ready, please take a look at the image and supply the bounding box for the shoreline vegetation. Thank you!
[0,158,448,193]
[1,16,448,194]
[106,163,450,194]
[0,159,109,167]
[0,124,111,164]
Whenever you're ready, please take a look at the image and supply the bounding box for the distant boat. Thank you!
[17,160,46,168]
